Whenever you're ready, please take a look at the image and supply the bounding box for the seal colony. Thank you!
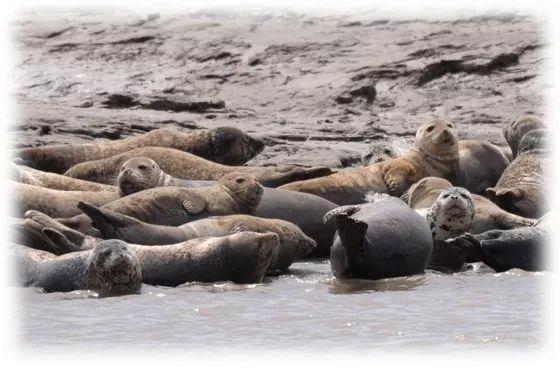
[9,118,550,294]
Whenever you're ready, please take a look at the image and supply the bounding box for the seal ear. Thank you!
[323,205,361,224]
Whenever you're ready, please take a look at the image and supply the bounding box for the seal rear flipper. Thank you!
[333,215,368,278]
[25,210,85,246]
[323,205,361,224]
[485,187,522,209]
[77,201,139,239]
[40,228,80,254]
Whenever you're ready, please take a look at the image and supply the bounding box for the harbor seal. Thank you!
[325,194,433,280]
[11,241,141,295]
[12,181,120,218]
[39,233,279,285]
[25,205,316,273]
[116,157,337,256]
[64,146,331,187]
[10,163,118,193]
[486,129,550,218]
[26,172,263,236]
[360,141,406,165]
[502,116,544,158]
[404,177,537,233]
[14,126,265,173]
[279,119,460,205]
[456,140,510,194]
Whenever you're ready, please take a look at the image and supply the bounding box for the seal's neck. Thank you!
[409,145,459,179]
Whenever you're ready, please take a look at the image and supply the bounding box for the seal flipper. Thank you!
[41,228,82,254]
[332,214,368,278]
[77,201,139,240]
[323,205,361,224]
[486,187,522,210]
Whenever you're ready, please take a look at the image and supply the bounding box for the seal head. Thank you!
[503,116,544,157]
[415,119,459,158]
[217,172,264,213]
[210,127,265,165]
[118,157,162,196]
[426,187,475,241]
[517,129,548,155]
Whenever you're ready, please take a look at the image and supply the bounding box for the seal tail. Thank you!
[77,201,139,240]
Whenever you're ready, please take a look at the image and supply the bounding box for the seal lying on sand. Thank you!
[445,212,551,272]
[35,203,316,273]
[456,140,510,194]
[64,146,331,187]
[279,119,459,205]
[116,157,337,257]
[12,181,120,218]
[486,129,550,218]
[325,194,433,280]
[11,241,141,295]
[38,233,279,285]
[26,172,263,236]
[502,116,544,158]
[10,163,118,193]
[404,177,537,233]
[14,126,265,173]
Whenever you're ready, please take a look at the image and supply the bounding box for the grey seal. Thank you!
[502,116,544,158]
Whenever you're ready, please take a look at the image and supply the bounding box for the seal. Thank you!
[116,157,338,257]
[486,129,550,218]
[279,119,460,205]
[360,141,406,165]
[14,126,265,173]
[325,194,433,280]
[12,181,120,218]
[445,213,550,272]
[63,146,331,187]
[26,172,264,236]
[11,241,142,295]
[25,204,316,273]
[39,233,279,286]
[10,163,118,193]
[404,177,537,233]
[502,116,544,158]
[456,140,510,194]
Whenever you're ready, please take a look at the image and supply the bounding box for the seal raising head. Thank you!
[210,127,265,165]
[85,240,142,296]
[217,172,264,213]
[118,157,163,196]
[426,187,475,241]
[415,119,459,158]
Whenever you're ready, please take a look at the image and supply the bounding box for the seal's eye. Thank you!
[138,165,147,170]
[383,149,391,154]
[460,194,468,199]
[443,194,449,199]
[447,123,453,128]
[236,178,245,184]
[426,125,435,132]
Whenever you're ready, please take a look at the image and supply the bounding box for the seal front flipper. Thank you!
[330,213,368,278]
[382,162,414,197]
[182,195,207,215]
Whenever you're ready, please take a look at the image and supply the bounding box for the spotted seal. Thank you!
[502,116,544,158]
[14,126,265,173]
[279,119,460,205]
[11,241,141,295]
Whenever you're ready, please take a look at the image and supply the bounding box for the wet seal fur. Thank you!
[38,233,279,285]
[64,146,331,187]
[502,116,544,158]
[26,172,264,236]
[12,181,120,218]
[116,157,337,257]
[486,129,550,218]
[279,119,460,205]
[11,241,141,295]
[14,126,265,173]
[325,194,433,280]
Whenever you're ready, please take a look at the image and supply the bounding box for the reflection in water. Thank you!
[329,274,427,294]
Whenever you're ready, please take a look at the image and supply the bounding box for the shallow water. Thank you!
[14,261,547,352]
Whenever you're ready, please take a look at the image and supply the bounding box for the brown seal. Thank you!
[486,129,549,219]
[11,241,142,295]
[404,177,537,233]
[63,146,331,187]
[502,116,544,158]
[12,181,120,218]
[456,140,510,194]
[279,119,460,205]
[26,172,264,236]
[37,232,279,285]
[14,126,265,173]
[10,163,118,193]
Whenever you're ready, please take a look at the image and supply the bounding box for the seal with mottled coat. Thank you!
[502,116,544,158]
[279,119,460,205]
[14,126,265,173]
[11,241,141,295]
[325,194,433,280]
[116,157,337,256]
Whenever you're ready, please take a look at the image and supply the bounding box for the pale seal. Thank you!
[502,116,544,158]
[456,140,510,194]
[38,232,279,285]
[404,177,537,234]
[486,129,550,218]
[10,163,118,193]
[12,181,120,218]
[279,119,460,205]
[116,157,338,257]
[14,126,265,173]
[360,141,406,165]
[325,194,433,280]
[25,172,263,236]
[11,241,141,295]
[63,146,331,187]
